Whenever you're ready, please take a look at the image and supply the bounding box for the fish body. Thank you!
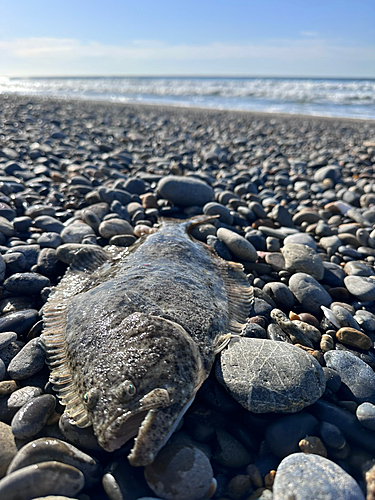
[42,219,253,466]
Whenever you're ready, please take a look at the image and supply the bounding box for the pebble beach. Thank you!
[0,93,375,499]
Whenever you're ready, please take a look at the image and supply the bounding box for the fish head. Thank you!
[87,312,206,465]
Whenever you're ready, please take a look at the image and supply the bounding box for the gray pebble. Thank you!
[7,338,45,380]
[3,252,26,274]
[0,310,39,336]
[319,421,346,450]
[203,202,233,225]
[354,310,375,331]
[356,402,375,431]
[7,386,43,409]
[99,218,134,239]
[325,350,375,405]
[344,275,375,302]
[0,461,84,500]
[217,228,257,262]
[33,216,64,233]
[262,282,295,309]
[266,413,319,458]
[284,232,317,250]
[4,272,50,295]
[0,421,18,478]
[144,443,214,500]
[37,232,63,249]
[11,394,56,439]
[61,222,95,243]
[59,413,101,451]
[282,243,324,280]
[330,304,361,330]
[7,437,102,488]
[288,273,332,315]
[0,332,17,352]
[157,175,214,206]
[273,453,364,500]
[213,429,251,468]
[216,338,325,413]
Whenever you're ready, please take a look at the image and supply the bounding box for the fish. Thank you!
[41,218,253,466]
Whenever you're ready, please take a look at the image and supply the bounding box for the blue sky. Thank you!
[0,0,374,77]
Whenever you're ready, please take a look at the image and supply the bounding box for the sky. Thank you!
[0,0,374,78]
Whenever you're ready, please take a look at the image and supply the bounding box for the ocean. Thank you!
[0,76,374,120]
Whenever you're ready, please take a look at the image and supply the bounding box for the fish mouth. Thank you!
[98,388,170,453]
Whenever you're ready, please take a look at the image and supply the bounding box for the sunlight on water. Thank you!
[0,77,374,119]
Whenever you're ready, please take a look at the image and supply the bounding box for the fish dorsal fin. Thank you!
[70,246,109,273]
[217,259,254,337]
[41,252,109,428]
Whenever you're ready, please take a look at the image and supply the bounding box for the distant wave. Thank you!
[1,76,374,119]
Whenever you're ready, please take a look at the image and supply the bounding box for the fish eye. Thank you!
[114,380,137,403]
[83,388,101,410]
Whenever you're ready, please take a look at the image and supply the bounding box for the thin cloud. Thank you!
[300,31,319,37]
[0,37,374,77]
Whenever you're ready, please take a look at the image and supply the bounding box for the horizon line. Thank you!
[2,74,375,81]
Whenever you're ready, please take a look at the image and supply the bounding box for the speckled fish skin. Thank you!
[42,219,252,466]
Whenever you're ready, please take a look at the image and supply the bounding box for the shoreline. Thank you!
[1,92,375,124]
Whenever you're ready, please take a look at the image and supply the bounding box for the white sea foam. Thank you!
[0,77,374,119]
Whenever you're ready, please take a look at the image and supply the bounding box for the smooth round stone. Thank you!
[203,202,233,225]
[4,272,50,295]
[7,386,43,410]
[12,217,31,232]
[6,245,40,269]
[0,309,39,336]
[109,234,137,246]
[7,437,102,488]
[344,275,375,302]
[11,394,56,439]
[354,310,375,331]
[319,422,346,450]
[264,252,285,271]
[157,176,214,207]
[336,327,372,350]
[344,261,373,277]
[288,273,332,315]
[330,304,360,330]
[0,461,84,500]
[0,340,24,368]
[7,338,45,380]
[0,422,17,478]
[283,232,317,250]
[0,358,6,381]
[273,453,364,500]
[37,232,63,249]
[0,216,15,237]
[322,367,341,392]
[270,204,293,227]
[33,216,64,233]
[59,413,101,451]
[292,210,322,226]
[319,235,341,254]
[216,338,325,413]
[325,350,375,405]
[213,428,251,468]
[356,402,375,431]
[144,443,214,500]
[99,218,134,239]
[322,262,345,287]
[282,243,324,280]
[3,252,26,274]
[61,222,95,243]
[262,282,295,309]
[37,248,64,278]
[265,413,319,458]
[217,228,257,262]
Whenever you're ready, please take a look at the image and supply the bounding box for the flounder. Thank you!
[42,218,253,466]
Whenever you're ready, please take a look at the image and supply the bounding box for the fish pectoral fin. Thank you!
[213,333,233,354]
[70,246,109,273]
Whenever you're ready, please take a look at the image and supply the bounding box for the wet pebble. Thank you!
[0,309,39,336]
[0,461,84,500]
[7,437,102,488]
[0,421,17,478]
[319,421,346,450]
[99,218,134,239]
[344,275,375,302]
[11,394,56,439]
